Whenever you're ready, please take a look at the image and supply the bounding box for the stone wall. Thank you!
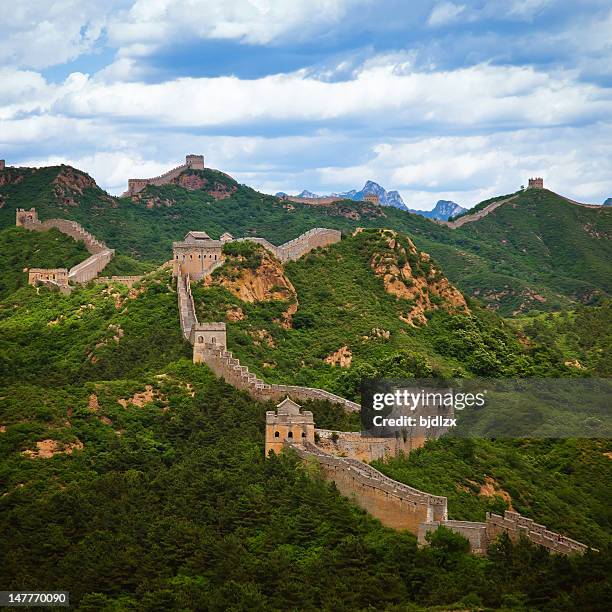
[315,428,422,462]
[440,195,519,229]
[191,340,360,411]
[68,250,114,283]
[94,275,143,288]
[19,211,114,285]
[293,442,447,533]
[123,155,205,196]
[176,272,199,341]
[485,510,591,555]
[279,195,345,206]
[418,520,488,554]
[236,228,342,263]
[417,511,592,556]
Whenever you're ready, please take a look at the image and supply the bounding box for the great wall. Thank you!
[172,222,593,557]
[5,158,595,557]
[15,208,115,293]
[174,228,360,412]
[122,154,205,196]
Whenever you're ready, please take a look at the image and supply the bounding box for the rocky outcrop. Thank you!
[205,248,296,303]
[370,230,468,325]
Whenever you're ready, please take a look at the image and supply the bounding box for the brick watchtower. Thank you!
[265,397,315,456]
[528,177,544,189]
[186,155,204,170]
[0,160,5,171]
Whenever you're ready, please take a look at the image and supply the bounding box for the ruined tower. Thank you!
[363,193,380,204]
[528,177,544,189]
[16,208,39,226]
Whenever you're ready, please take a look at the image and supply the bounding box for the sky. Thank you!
[1,0,611,210]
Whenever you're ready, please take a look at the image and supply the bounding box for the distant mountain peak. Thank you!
[280,181,466,220]
[297,189,320,199]
[604,197,612,206]
[332,180,409,210]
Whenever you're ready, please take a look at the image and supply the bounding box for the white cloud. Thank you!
[109,0,371,52]
[427,2,466,27]
[0,1,122,69]
[9,61,600,132]
[316,125,612,208]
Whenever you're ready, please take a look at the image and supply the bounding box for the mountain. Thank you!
[0,163,610,315]
[333,180,408,210]
[286,182,465,219]
[407,199,466,221]
[297,189,320,198]
[1,264,610,607]
[604,197,612,206]
[1,162,611,608]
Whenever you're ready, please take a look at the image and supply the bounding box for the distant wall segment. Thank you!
[16,208,114,286]
[123,155,205,196]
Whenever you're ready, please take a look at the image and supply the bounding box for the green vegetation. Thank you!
[0,275,609,608]
[0,227,90,299]
[193,231,575,402]
[375,437,612,548]
[0,165,611,609]
[0,270,188,386]
[514,300,611,376]
[1,166,610,314]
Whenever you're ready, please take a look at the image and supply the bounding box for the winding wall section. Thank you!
[19,213,114,284]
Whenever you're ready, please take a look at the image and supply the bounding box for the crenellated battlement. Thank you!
[123,155,205,196]
[528,177,544,189]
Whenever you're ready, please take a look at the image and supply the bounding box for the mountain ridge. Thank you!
[1,162,610,315]
[277,180,467,220]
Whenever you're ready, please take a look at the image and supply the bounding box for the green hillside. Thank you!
[1,274,610,609]
[192,231,578,404]
[1,165,610,315]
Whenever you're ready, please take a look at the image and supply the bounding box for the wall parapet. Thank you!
[18,209,114,286]
[235,228,341,263]
[485,511,592,555]
[123,155,205,196]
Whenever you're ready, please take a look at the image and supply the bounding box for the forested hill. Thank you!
[1,270,610,609]
[0,164,610,314]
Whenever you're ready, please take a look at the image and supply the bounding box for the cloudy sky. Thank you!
[1,0,611,209]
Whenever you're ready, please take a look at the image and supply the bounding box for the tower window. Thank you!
[301,432,306,438]
[288,431,293,439]
[274,431,280,438]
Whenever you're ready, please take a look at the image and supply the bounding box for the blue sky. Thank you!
[1,0,611,209]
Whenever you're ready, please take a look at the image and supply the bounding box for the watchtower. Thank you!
[528,177,544,189]
[0,160,5,170]
[191,322,227,350]
[363,193,380,204]
[172,230,224,279]
[16,207,38,226]
[186,154,205,170]
[265,397,315,456]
